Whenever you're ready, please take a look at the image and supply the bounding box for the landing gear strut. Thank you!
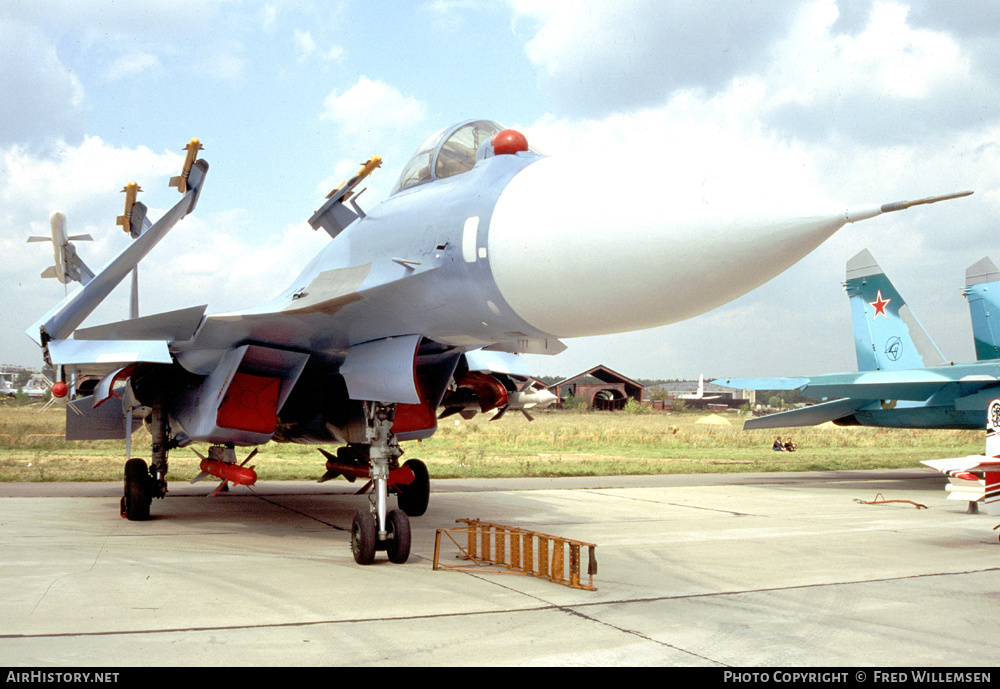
[351,402,412,565]
[120,400,168,521]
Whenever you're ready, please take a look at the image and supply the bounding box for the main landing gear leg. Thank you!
[351,402,411,565]
[121,401,168,521]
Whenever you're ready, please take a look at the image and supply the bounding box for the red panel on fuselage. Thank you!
[216,372,281,434]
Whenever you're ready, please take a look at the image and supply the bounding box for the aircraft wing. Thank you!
[720,366,1000,404]
[922,455,1000,475]
[922,455,1000,513]
[714,377,809,391]
[27,159,207,347]
[796,370,961,401]
[742,397,869,429]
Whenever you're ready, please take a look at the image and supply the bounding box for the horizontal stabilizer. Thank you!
[801,381,944,401]
[74,305,207,342]
[744,397,867,430]
[48,339,172,365]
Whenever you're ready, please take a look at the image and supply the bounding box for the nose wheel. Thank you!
[350,402,414,565]
[352,507,411,565]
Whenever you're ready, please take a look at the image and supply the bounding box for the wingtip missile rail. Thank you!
[169,138,204,194]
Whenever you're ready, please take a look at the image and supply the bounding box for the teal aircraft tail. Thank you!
[846,249,946,371]
[963,257,1000,361]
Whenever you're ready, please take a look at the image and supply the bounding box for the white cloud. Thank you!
[294,29,343,63]
[320,77,428,171]
[511,0,795,116]
[0,20,86,146]
[322,77,426,134]
[104,52,161,82]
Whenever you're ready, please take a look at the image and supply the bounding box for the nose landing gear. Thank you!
[350,402,415,565]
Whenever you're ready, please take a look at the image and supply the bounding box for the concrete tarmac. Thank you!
[1,469,997,667]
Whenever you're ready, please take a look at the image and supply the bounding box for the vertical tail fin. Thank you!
[845,249,946,371]
[963,257,1000,361]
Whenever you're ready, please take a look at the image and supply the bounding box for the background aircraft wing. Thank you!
[743,397,869,429]
[713,377,809,391]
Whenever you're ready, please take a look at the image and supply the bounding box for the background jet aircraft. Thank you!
[0,375,16,397]
[677,374,720,400]
[28,121,970,565]
[27,211,95,286]
[718,249,1000,430]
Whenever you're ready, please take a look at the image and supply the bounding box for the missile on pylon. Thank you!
[326,155,382,203]
[28,211,94,284]
[170,138,204,194]
[309,155,383,239]
[116,181,143,238]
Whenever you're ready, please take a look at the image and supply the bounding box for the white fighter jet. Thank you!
[27,121,971,565]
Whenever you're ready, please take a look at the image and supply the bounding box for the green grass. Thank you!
[0,402,982,482]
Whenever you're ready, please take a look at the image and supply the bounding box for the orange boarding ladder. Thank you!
[433,519,597,591]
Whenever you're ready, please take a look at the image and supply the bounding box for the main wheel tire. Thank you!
[351,510,377,565]
[385,509,411,564]
[123,458,152,521]
[396,459,429,517]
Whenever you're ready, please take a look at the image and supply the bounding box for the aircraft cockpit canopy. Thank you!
[391,120,511,195]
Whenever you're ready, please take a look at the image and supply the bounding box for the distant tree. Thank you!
[622,398,654,415]
[647,386,671,401]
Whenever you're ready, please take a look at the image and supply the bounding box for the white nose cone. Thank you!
[488,155,852,338]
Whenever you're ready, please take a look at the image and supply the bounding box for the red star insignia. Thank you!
[870,290,891,320]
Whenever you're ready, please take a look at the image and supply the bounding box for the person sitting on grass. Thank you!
[772,436,784,451]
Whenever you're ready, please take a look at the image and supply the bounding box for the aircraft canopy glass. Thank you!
[391,120,506,194]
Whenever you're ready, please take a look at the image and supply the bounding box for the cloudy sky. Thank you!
[3,0,999,382]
